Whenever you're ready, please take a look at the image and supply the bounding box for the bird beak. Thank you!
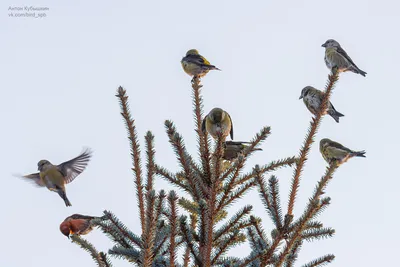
[299,95,303,99]
[321,43,326,47]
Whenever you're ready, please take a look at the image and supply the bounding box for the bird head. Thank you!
[186,49,199,56]
[209,108,225,123]
[37,160,51,171]
[299,86,313,99]
[60,222,71,239]
[322,39,340,48]
[320,138,332,150]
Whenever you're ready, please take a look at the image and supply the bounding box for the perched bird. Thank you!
[299,86,344,123]
[322,39,367,76]
[223,141,262,161]
[16,148,92,206]
[60,214,104,238]
[320,138,366,165]
[181,49,220,78]
[202,108,233,140]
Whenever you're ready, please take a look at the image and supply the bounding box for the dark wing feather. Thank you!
[185,54,206,65]
[14,173,45,187]
[57,148,93,184]
[329,140,353,153]
[337,46,360,69]
[201,116,207,134]
[228,114,234,140]
[68,214,96,220]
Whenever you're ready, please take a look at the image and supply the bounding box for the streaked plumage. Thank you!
[322,39,366,76]
[223,141,262,161]
[181,49,220,78]
[299,86,344,123]
[202,108,233,140]
[15,148,92,206]
[60,214,103,238]
[320,138,366,165]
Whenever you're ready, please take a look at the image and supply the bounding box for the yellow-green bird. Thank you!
[181,49,220,78]
[320,138,366,165]
[16,148,92,206]
[322,39,366,76]
[223,141,262,161]
[299,86,344,123]
[202,108,233,140]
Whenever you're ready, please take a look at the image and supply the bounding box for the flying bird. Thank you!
[202,108,233,140]
[15,148,92,206]
[322,39,367,76]
[223,141,262,161]
[181,49,220,79]
[320,138,366,165]
[299,86,344,123]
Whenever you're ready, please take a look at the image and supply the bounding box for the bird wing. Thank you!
[185,54,213,67]
[68,214,96,220]
[14,173,45,187]
[228,114,234,140]
[336,46,360,69]
[328,141,353,154]
[57,148,92,184]
[201,116,207,134]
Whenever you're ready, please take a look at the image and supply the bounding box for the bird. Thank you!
[223,141,262,161]
[299,86,344,123]
[320,138,366,165]
[322,39,367,76]
[181,49,220,79]
[202,108,233,140]
[15,148,92,207]
[60,214,104,238]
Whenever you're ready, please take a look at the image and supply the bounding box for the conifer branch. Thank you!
[70,235,107,267]
[301,227,335,242]
[301,254,335,267]
[108,246,141,263]
[283,240,302,267]
[180,216,202,266]
[98,210,142,248]
[239,157,297,185]
[221,180,256,209]
[217,126,271,211]
[165,120,206,200]
[143,190,156,266]
[287,72,339,216]
[99,252,113,267]
[269,175,283,230]
[155,165,190,191]
[250,216,270,248]
[116,86,146,234]
[212,230,242,264]
[213,205,253,243]
[192,76,212,183]
[168,191,179,267]
[145,131,155,194]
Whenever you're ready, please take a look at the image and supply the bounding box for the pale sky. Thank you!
[1,0,398,266]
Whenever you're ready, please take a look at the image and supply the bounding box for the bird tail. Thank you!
[209,65,221,71]
[350,66,367,77]
[351,150,366,158]
[57,189,72,207]
[328,109,345,123]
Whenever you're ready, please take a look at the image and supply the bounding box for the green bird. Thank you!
[320,138,366,165]
[16,148,92,206]
[202,108,233,140]
[181,49,220,78]
[299,86,344,123]
[322,39,367,76]
[223,141,262,161]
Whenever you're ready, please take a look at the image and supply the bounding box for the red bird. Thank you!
[60,214,103,238]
